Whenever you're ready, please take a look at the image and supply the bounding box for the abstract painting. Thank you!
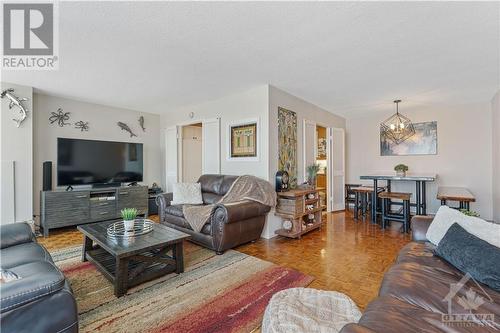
[230,122,257,158]
[381,121,437,156]
[278,107,298,188]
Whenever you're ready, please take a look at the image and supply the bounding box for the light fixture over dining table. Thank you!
[380,99,415,144]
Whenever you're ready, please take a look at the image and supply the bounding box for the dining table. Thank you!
[360,173,437,223]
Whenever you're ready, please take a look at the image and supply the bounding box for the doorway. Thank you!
[316,125,328,208]
[181,123,202,182]
[303,120,345,212]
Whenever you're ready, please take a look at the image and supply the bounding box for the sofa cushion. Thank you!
[0,261,65,312]
[164,204,185,218]
[171,183,203,205]
[426,206,500,247]
[379,261,500,318]
[219,175,239,195]
[0,242,53,269]
[198,174,224,194]
[396,242,453,271]
[356,296,499,333]
[435,223,500,291]
[202,193,222,204]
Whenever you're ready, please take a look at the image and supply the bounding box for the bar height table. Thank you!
[360,173,437,224]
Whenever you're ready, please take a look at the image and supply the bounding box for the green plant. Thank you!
[121,208,138,221]
[306,163,321,182]
[394,164,409,172]
[459,209,480,217]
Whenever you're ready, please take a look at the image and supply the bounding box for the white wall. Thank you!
[32,93,162,224]
[492,91,500,222]
[266,85,346,238]
[346,102,493,219]
[1,82,33,224]
[160,85,270,188]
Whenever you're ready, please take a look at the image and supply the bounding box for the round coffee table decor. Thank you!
[262,288,362,333]
[107,219,154,238]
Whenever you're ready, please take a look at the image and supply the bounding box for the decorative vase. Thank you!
[123,219,135,232]
[396,170,406,177]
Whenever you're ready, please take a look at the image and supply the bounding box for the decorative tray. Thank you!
[107,219,154,238]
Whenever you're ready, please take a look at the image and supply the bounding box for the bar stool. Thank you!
[345,184,362,210]
[352,187,374,220]
[378,191,412,233]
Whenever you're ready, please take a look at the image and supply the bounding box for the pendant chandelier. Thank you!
[380,99,415,144]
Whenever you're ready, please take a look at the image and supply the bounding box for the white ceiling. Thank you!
[2,1,499,117]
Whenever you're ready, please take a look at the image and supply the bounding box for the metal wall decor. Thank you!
[74,120,89,132]
[117,121,137,137]
[1,88,28,127]
[49,108,71,127]
[380,100,415,145]
[139,116,146,132]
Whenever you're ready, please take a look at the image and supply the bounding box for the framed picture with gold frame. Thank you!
[227,119,259,161]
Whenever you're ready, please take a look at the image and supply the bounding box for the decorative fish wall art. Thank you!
[1,88,28,127]
[117,122,137,137]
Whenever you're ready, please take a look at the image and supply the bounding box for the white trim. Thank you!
[226,117,260,162]
[302,119,317,183]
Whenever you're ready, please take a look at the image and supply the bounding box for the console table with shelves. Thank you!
[41,185,148,236]
[274,189,326,239]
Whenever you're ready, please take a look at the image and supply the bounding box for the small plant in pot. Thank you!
[121,208,138,232]
[394,164,409,177]
[306,163,321,187]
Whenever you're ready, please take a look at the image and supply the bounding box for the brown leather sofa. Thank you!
[341,215,500,333]
[156,174,271,254]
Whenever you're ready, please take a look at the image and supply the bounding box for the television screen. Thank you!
[57,138,143,186]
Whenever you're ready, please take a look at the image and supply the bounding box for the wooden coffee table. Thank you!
[78,220,190,297]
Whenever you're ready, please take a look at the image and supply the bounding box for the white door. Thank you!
[330,128,345,211]
[202,118,221,174]
[303,119,317,183]
[165,126,179,192]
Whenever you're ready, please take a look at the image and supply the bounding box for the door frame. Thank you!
[330,127,346,211]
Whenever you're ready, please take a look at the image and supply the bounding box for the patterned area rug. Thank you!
[51,242,313,333]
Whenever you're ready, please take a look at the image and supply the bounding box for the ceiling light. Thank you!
[380,100,415,144]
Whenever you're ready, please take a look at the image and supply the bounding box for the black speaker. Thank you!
[42,161,52,191]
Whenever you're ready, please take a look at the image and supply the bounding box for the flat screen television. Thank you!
[57,138,143,186]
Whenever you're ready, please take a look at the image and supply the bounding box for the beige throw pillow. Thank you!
[171,183,203,205]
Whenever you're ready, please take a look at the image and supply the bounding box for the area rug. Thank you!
[51,242,313,333]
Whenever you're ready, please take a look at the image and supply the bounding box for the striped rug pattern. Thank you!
[52,242,313,333]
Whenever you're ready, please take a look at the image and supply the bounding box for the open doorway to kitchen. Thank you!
[316,125,328,208]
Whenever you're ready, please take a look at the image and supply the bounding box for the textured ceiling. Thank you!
[2,1,499,116]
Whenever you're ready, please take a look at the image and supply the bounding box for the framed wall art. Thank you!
[227,119,259,161]
[381,121,437,156]
[278,107,298,188]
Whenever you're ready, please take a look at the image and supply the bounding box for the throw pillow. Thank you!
[435,223,500,291]
[426,206,500,248]
[171,183,203,205]
[0,269,20,284]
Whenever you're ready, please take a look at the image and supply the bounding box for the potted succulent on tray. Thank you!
[121,208,138,232]
[394,164,409,177]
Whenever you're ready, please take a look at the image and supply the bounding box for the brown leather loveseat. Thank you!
[341,215,500,333]
[156,174,271,254]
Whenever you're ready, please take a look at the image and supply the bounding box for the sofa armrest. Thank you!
[411,215,434,242]
[339,324,377,333]
[156,193,173,223]
[213,201,271,224]
[0,223,35,249]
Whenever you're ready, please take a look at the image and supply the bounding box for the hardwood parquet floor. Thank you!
[37,211,410,310]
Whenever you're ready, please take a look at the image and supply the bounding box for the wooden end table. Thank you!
[78,220,190,297]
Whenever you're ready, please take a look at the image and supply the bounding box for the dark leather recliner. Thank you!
[340,216,500,333]
[0,223,78,333]
[156,174,271,254]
